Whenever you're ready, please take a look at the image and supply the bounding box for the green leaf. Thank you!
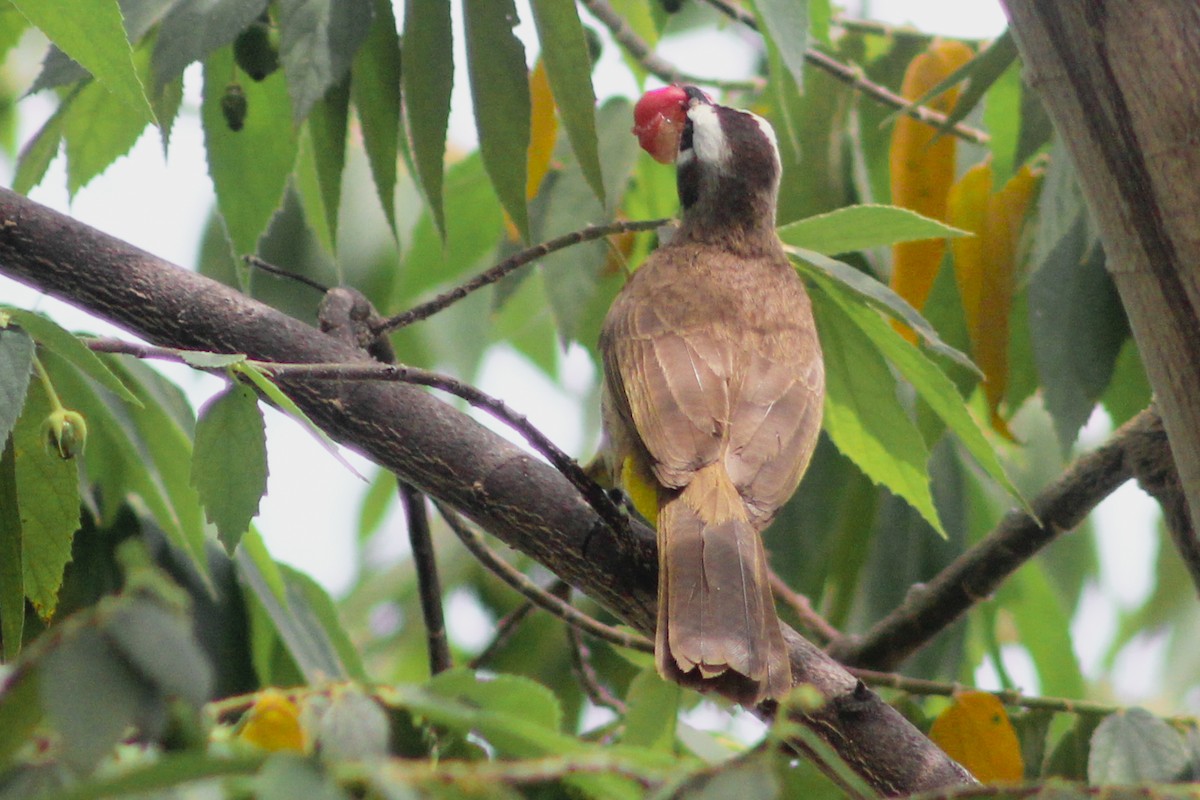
[940,30,1018,142]
[191,383,267,554]
[41,625,154,770]
[1088,708,1189,783]
[235,547,357,683]
[35,351,207,573]
[750,0,808,92]
[13,379,80,620]
[778,205,969,256]
[202,46,299,258]
[12,90,71,195]
[528,0,605,205]
[806,270,1027,512]
[20,752,264,799]
[233,362,364,480]
[398,153,503,303]
[0,440,24,661]
[790,248,977,372]
[462,0,531,241]
[61,76,148,196]
[306,76,350,252]
[4,309,140,406]
[429,668,563,734]
[0,322,34,446]
[808,283,944,536]
[621,668,679,750]
[151,0,269,90]
[1002,559,1084,699]
[11,0,153,122]
[104,598,215,706]
[351,0,402,236]
[1029,216,1128,451]
[982,58,1022,185]
[278,0,373,123]
[402,0,453,238]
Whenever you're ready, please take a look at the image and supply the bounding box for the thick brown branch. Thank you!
[831,408,1163,670]
[0,188,970,795]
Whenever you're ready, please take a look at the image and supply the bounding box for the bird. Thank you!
[598,85,825,704]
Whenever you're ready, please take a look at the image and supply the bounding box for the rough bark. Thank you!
[1002,0,1200,538]
[0,189,971,794]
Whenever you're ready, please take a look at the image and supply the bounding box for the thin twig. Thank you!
[581,0,763,93]
[399,482,452,675]
[769,571,842,646]
[848,667,1198,725]
[469,600,536,669]
[830,407,1163,670]
[244,255,330,293]
[376,219,668,335]
[436,502,654,654]
[696,0,990,144]
[81,338,634,544]
[567,618,628,715]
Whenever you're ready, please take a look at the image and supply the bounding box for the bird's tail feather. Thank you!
[656,462,791,704]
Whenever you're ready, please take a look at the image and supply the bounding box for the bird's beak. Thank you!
[632,85,690,164]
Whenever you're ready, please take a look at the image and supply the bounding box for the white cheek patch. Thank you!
[683,103,731,172]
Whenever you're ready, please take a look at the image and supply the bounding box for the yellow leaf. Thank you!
[929,691,1024,783]
[238,690,308,753]
[949,162,1040,435]
[526,59,558,201]
[889,39,975,336]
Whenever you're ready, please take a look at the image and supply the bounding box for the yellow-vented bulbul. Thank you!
[598,86,825,704]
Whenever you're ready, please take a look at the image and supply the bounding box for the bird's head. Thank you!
[633,85,782,246]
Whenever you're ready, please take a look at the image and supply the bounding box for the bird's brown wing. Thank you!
[602,294,735,490]
[723,324,825,528]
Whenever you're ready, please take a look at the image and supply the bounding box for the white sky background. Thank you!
[0,0,1173,707]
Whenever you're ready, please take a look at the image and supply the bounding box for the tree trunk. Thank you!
[1002,0,1200,532]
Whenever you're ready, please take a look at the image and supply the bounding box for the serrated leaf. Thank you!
[790,249,976,372]
[35,350,207,574]
[0,323,34,446]
[806,269,1027,512]
[402,0,453,238]
[202,46,299,258]
[151,0,269,90]
[11,0,153,122]
[12,90,71,195]
[4,309,140,406]
[462,0,531,241]
[351,0,402,236]
[778,204,969,256]
[928,692,1023,783]
[306,77,349,252]
[191,383,267,554]
[233,362,364,481]
[528,0,604,204]
[278,0,373,123]
[749,0,808,92]
[1088,708,1189,784]
[0,440,24,660]
[1029,216,1127,451]
[12,379,79,620]
[808,283,944,536]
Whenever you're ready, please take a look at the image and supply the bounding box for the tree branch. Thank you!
[0,188,970,795]
[831,407,1164,669]
[398,483,452,676]
[1001,0,1200,554]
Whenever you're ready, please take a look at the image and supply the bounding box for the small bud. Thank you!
[221,83,248,132]
[42,409,87,459]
